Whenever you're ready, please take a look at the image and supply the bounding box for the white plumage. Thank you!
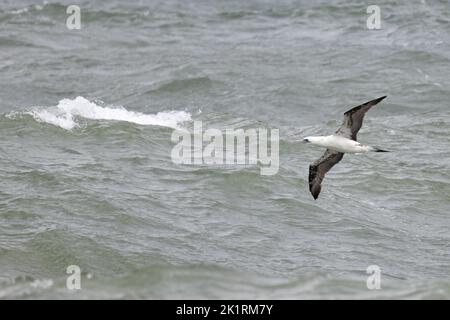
[303,135,372,154]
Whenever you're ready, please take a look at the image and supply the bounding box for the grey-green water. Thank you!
[0,0,449,299]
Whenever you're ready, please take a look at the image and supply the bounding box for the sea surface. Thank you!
[0,0,449,299]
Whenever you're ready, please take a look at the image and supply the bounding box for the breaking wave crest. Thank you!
[11,96,191,130]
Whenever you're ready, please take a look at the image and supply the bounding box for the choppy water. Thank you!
[1,0,449,299]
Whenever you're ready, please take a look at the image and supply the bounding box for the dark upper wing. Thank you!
[309,149,344,200]
[335,96,386,141]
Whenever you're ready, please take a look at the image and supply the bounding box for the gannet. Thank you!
[303,96,388,200]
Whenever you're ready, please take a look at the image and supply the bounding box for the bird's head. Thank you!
[302,136,322,144]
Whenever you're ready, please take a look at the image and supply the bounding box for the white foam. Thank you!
[22,96,191,130]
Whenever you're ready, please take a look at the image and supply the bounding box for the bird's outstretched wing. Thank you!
[335,96,386,141]
[309,149,344,200]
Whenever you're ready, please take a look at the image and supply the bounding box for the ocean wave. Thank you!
[7,97,191,130]
[0,276,55,299]
[1,263,448,299]
[149,76,216,93]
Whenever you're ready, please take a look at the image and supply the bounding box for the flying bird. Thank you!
[303,96,388,200]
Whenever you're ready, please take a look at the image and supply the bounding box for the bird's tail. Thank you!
[369,146,390,152]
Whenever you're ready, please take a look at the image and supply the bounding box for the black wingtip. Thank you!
[344,95,388,116]
[374,95,387,104]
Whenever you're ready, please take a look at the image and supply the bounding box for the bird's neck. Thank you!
[310,136,329,145]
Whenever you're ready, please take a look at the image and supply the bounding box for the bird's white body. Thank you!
[304,135,371,153]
